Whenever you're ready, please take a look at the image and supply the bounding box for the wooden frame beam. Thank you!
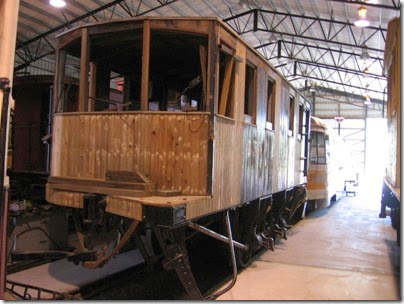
[141,20,150,111]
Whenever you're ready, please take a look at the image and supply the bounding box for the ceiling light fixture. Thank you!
[49,0,66,8]
[360,47,370,61]
[238,0,249,9]
[287,52,294,64]
[364,95,371,105]
[268,32,278,43]
[354,6,370,27]
[309,81,316,92]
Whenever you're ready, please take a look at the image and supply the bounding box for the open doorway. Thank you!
[359,118,387,210]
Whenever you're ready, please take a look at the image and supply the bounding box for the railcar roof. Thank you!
[54,16,310,105]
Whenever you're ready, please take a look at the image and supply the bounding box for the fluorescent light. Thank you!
[49,0,66,8]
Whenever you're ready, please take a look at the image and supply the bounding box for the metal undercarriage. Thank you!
[9,186,307,300]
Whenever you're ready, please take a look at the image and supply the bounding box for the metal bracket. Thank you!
[142,205,185,226]
[187,221,249,251]
[0,78,10,92]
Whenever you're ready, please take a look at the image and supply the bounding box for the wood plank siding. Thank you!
[47,18,310,221]
[50,112,210,195]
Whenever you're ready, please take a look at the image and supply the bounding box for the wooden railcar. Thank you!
[306,117,346,211]
[380,17,400,245]
[12,76,54,175]
[45,17,311,298]
[9,76,79,202]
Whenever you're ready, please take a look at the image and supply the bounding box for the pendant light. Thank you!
[360,47,370,61]
[364,95,371,105]
[354,6,370,27]
[238,0,249,9]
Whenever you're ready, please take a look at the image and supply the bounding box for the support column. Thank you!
[0,0,19,299]
[78,28,90,112]
[141,20,150,111]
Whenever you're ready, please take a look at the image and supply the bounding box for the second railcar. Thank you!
[45,17,311,299]
[307,116,346,210]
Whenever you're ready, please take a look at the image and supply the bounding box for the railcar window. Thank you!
[289,95,295,133]
[303,108,310,176]
[244,62,256,124]
[148,30,208,112]
[218,50,236,118]
[55,29,144,112]
[90,29,143,111]
[54,49,80,113]
[298,103,304,136]
[266,78,275,129]
[310,131,326,164]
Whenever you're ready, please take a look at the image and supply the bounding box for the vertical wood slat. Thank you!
[141,20,150,111]
[51,113,209,195]
[198,116,208,195]
[184,116,192,193]
[167,115,175,190]
[213,117,243,210]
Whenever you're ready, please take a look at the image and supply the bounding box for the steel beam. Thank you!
[326,0,400,10]
[224,9,386,53]
[291,73,384,95]
[256,40,384,63]
[279,56,385,80]
[15,0,179,72]
[300,85,384,105]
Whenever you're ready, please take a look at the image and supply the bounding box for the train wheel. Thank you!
[236,245,253,268]
[233,211,256,268]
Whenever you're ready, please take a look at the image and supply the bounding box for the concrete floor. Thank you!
[218,194,401,301]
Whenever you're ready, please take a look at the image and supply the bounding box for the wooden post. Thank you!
[53,49,66,113]
[88,62,97,111]
[79,28,90,112]
[141,20,151,111]
[206,22,219,195]
[0,1,19,299]
[218,57,234,116]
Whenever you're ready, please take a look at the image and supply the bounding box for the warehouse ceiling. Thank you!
[15,0,400,109]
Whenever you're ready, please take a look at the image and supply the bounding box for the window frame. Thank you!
[218,44,239,119]
[244,61,257,125]
[266,76,276,130]
[288,94,295,136]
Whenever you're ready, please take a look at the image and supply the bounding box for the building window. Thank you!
[266,78,275,129]
[244,62,256,123]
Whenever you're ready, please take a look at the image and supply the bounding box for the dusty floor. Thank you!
[218,193,401,300]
